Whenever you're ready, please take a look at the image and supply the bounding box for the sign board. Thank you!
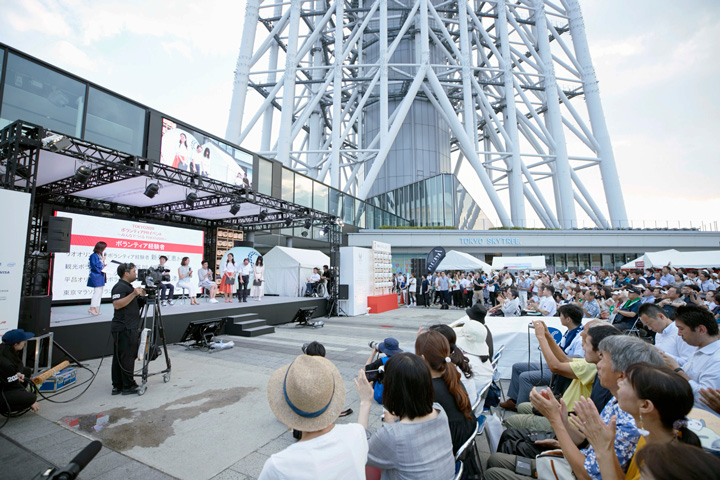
[0,189,31,336]
[426,246,446,274]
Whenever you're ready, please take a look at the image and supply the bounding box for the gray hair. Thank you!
[598,336,664,373]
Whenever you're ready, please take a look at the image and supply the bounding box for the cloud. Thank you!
[4,0,73,37]
[48,40,98,71]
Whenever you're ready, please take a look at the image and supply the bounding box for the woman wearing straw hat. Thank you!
[259,355,368,480]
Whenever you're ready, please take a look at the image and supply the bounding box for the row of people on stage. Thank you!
[219,253,265,303]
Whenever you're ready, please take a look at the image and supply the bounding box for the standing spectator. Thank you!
[487,274,498,306]
[87,241,107,316]
[407,272,417,307]
[419,274,430,308]
[251,256,265,301]
[437,272,450,308]
[219,253,236,303]
[451,273,462,308]
[177,257,199,305]
[472,272,485,306]
[198,260,219,303]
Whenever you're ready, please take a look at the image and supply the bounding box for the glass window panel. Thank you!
[281,168,294,201]
[602,254,612,270]
[613,254,625,269]
[554,254,566,271]
[591,254,602,269]
[567,254,579,270]
[356,202,365,228]
[329,188,341,217]
[443,175,453,226]
[257,158,273,195]
[1,53,86,136]
[84,87,145,155]
[374,206,382,228]
[579,254,590,270]
[343,196,355,224]
[294,174,312,208]
[313,182,328,213]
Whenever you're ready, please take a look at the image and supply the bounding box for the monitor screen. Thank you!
[52,211,204,302]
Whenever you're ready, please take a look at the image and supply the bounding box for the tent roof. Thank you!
[491,256,546,270]
[436,250,491,272]
[264,246,329,268]
[622,249,720,270]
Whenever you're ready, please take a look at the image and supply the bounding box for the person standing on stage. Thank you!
[87,241,107,316]
[110,263,146,396]
[219,253,236,303]
[252,256,265,301]
[157,256,174,307]
[238,257,252,303]
[198,260,219,303]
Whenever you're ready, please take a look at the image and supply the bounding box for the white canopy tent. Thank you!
[436,250,492,273]
[263,246,330,296]
[491,256,546,271]
[622,249,720,270]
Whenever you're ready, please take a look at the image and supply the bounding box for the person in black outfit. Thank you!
[420,275,430,308]
[156,256,174,307]
[321,265,334,293]
[110,263,147,395]
[0,329,39,414]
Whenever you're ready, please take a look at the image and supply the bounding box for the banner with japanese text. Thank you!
[52,212,204,301]
[0,189,30,336]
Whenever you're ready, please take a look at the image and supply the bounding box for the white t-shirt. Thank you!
[538,295,557,317]
[258,423,368,480]
[408,277,417,293]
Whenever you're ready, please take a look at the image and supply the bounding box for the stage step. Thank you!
[236,325,275,337]
[232,319,267,331]
[224,313,259,323]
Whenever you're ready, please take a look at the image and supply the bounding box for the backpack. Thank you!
[373,356,390,404]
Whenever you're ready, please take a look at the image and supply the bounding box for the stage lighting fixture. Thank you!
[319,226,329,236]
[229,203,241,215]
[74,165,92,183]
[43,134,72,152]
[335,218,344,227]
[301,230,308,237]
[284,218,293,227]
[144,182,160,199]
[185,191,198,207]
[258,209,268,221]
[304,219,312,229]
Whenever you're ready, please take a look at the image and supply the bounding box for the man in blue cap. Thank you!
[0,329,39,413]
[364,338,403,405]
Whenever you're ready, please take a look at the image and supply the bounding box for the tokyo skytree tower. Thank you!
[226,0,628,229]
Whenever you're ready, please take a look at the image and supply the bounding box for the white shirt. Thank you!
[539,295,557,317]
[408,277,417,293]
[240,262,253,276]
[654,321,696,367]
[682,339,720,412]
[224,262,236,275]
[562,328,585,358]
[309,273,321,282]
[258,423,368,480]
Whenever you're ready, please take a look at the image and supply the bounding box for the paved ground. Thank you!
[1,306,499,480]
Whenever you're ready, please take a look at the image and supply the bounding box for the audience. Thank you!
[637,442,720,480]
[638,303,696,366]
[428,324,478,410]
[452,321,495,404]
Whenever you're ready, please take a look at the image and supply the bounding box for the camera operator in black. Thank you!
[0,329,39,414]
[110,263,147,395]
[156,255,174,306]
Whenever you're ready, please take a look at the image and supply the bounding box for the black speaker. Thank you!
[19,295,52,335]
[47,216,72,253]
[338,284,349,300]
[411,258,426,277]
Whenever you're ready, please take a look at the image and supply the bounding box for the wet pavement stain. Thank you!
[60,386,255,451]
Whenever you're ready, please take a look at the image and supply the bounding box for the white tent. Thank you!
[491,255,546,271]
[263,246,330,296]
[622,249,720,270]
[436,250,491,273]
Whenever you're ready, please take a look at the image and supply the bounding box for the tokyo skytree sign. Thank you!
[226,0,628,229]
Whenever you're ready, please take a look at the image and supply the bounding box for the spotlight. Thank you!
[319,226,329,236]
[301,230,308,237]
[42,134,72,152]
[304,219,312,229]
[258,209,268,221]
[284,218,293,227]
[144,182,160,199]
[229,203,240,215]
[335,218,344,227]
[185,191,198,207]
[74,165,92,183]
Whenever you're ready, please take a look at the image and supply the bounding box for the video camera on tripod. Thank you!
[136,266,171,295]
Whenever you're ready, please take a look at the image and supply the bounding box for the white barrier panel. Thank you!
[0,189,31,336]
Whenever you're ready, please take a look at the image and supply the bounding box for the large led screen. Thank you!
[160,118,253,187]
[52,212,204,301]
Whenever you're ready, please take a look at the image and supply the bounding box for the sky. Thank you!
[0,0,718,229]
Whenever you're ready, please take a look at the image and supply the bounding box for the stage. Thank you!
[49,295,328,361]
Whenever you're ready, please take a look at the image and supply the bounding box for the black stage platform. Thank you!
[49,296,328,361]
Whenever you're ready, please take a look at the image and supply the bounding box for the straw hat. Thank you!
[267,354,345,432]
[455,321,489,357]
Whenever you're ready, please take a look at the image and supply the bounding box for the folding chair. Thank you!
[453,461,464,480]
[491,344,506,401]
[455,420,480,478]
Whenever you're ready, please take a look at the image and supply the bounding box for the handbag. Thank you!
[498,428,556,458]
[225,275,235,286]
[536,450,575,480]
[253,279,262,286]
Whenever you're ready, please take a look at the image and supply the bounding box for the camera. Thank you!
[137,266,169,290]
[368,341,379,349]
[365,365,385,383]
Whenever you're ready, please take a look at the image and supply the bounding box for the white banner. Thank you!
[0,189,31,336]
[52,212,205,301]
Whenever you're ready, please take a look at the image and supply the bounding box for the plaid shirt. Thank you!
[580,397,640,480]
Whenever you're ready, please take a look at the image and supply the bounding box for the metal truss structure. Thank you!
[227,0,628,228]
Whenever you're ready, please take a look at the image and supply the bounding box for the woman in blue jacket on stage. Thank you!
[87,241,107,316]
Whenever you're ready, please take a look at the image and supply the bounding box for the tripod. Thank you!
[326,293,347,318]
[136,292,172,395]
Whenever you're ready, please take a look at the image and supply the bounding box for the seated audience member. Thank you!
[570,363,700,480]
[499,304,584,411]
[699,270,717,293]
[638,303,696,366]
[365,338,403,405]
[484,336,664,480]
[259,355,367,480]
[637,442,720,480]
[660,304,720,412]
[415,331,476,455]
[657,285,684,319]
[525,285,557,316]
[489,288,521,317]
[0,329,39,414]
[428,324,478,409]
[355,353,455,480]
[449,303,494,359]
[580,290,601,318]
[612,287,642,331]
[451,322,495,409]
[503,322,622,432]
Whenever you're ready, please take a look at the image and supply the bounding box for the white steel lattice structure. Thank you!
[226,0,628,228]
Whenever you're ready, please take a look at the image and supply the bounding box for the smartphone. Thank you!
[515,457,533,476]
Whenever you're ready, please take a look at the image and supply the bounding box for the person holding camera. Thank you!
[0,329,39,414]
[110,263,147,396]
[177,257,199,305]
[365,338,403,406]
[156,256,174,307]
